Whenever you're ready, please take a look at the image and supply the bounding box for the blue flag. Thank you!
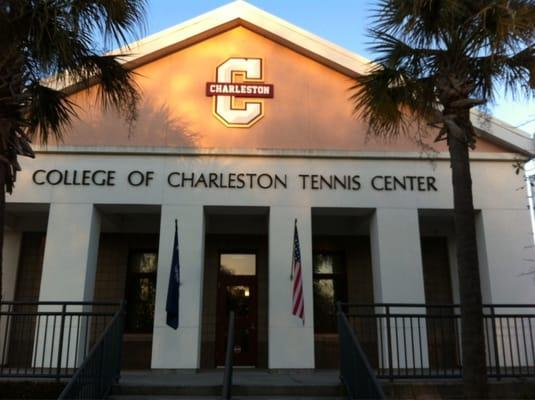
[166,220,180,329]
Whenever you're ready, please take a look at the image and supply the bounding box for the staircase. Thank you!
[107,370,346,400]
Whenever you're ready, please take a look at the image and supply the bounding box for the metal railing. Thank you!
[338,303,535,380]
[222,311,235,400]
[337,308,384,399]
[58,302,125,399]
[0,301,121,380]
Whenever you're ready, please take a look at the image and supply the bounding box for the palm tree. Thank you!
[0,1,146,302]
[351,0,534,397]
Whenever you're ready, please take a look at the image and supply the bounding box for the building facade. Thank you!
[3,1,534,371]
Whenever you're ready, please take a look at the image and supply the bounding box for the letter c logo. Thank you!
[211,58,269,128]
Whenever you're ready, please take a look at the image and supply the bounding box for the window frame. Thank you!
[312,251,347,334]
[124,248,158,334]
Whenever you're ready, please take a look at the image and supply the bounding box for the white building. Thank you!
[2,1,534,371]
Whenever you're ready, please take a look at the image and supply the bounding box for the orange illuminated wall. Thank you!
[59,26,505,153]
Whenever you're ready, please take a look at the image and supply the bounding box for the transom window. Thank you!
[220,253,256,276]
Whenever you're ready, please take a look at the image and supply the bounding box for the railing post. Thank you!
[115,302,126,383]
[385,305,394,381]
[98,332,105,395]
[490,306,501,380]
[56,304,67,382]
[335,303,345,385]
[1,303,13,374]
[222,311,235,400]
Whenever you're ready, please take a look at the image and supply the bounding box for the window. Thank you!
[313,252,347,333]
[126,251,157,333]
[220,253,256,276]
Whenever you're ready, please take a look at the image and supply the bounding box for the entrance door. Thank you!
[215,253,257,366]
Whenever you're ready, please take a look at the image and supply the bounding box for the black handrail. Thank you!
[57,302,125,399]
[338,303,535,380]
[0,301,120,380]
[1,301,122,306]
[222,311,235,400]
[337,305,384,400]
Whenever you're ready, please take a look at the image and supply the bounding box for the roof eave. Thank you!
[471,109,534,156]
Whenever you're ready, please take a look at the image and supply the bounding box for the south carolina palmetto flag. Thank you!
[291,219,305,324]
[165,220,180,329]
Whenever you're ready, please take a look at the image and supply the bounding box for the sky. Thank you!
[139,0,534,136]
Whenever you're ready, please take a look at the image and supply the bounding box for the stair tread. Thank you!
[112,387,344,396]
[111,371,345,398]
[118,371,341,387]
[109,397,345,400]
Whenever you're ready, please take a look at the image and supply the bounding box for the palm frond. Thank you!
[19,0,146,79]
[372,0,470,48]
[467,0,535,54]
[0,0,146,195]
[78,54,141,128]
[26,83,77,144]
[499,46,535,98]
[471,46,535,101]
[351,64,439,137]
[368,29,440,75]
[19,1,145,138]
[354,0,535,142]
[70,0,147,47]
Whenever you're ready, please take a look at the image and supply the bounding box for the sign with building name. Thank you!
[206,82,273,98]
[31,169,438,192]
[206,58,273,128]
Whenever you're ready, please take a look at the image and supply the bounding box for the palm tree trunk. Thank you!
[447,116,488,398]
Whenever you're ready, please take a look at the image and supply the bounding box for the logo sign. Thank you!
[206,58,274,128]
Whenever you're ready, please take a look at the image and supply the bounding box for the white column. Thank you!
[370,208,428,369]
[475,209,534,304]
[39,203,101,302]
[36,203,101,368]
[475,212,492,304]
[268,206,314,369]
[371,208,426,303]
[1,230,22,363]
[476,209,534,368]
[151,205,205,369]
[2,230,22,301]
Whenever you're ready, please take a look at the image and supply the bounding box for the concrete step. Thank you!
[111,384,345,397]
[112,370,345,397]
[109,396,346,399]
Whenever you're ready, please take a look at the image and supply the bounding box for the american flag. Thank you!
[291,219,305,323]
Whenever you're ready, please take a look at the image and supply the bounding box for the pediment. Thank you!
[49,1,531,156]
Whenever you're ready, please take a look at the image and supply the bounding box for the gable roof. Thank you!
[67,0,535,156]
[113,0,370,78]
